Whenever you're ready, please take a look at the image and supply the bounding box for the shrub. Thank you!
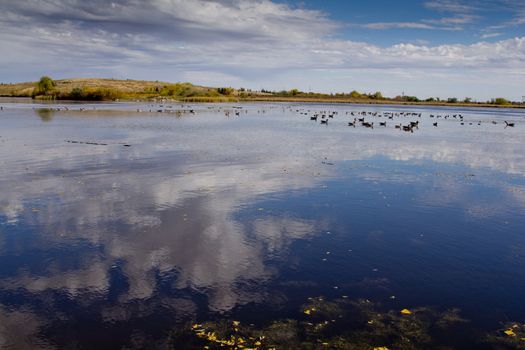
[217,87,234,95]
[493,97,509,105]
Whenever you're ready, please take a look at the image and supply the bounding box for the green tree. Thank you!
[36,76,56,96]
[370,91,383,100]
[349,90,362,98]
[289,88,300,96]
[70,87,84,99]
[493,97,509,105]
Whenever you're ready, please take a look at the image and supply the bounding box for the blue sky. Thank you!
[0,0,524,100]
[296,0,524,45]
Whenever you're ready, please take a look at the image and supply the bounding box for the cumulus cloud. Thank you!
[0,0,524,99]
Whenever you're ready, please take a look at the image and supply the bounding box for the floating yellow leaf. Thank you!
[304,309,312,315]
[255,341,262,346]
[504,329,516,336]
[374,347,390,350]
[400,309,412,315]
[367,320,374,324]
[233,320,240,326]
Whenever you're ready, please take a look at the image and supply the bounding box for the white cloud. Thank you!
[0,0,524,99]
[424,0,475,13]
[480,32,503,39]
[363,22,436,30]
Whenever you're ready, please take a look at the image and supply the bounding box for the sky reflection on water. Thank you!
[0,101,524,348]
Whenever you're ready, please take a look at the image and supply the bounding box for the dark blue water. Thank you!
[0,100,524,349]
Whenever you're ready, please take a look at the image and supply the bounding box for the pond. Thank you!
[0,100,524,349]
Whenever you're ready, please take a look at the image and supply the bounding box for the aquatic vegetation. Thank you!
[170,297,472,349]
[487,323,525,349]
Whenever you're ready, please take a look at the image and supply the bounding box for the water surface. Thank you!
[0,100,524,349]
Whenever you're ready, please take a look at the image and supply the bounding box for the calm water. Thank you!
[0,99,524,349]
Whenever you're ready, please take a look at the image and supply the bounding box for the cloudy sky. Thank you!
[0,0,524,100]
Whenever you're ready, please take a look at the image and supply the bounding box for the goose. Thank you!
[433,122,438,127]
[320,119,328,125]
[310,116,318,121]
[379,121,386,126]
[505,121,515,127]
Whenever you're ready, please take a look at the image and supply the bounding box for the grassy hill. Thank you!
[0,78,239,102]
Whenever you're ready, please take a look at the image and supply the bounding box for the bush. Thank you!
[493,97,509,105]
[349,90,362,98]
[59,87,124,101]
[403,95,420,102]
[370,91,383,99]
[217,87,234,95]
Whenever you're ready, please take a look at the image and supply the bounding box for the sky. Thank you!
[0,0,524,101]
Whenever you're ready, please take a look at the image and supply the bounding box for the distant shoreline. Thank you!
[238,96,525,109]
[1,77,524,109]
[2,95,525,110]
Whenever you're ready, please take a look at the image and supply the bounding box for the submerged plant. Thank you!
[169,297,475,349]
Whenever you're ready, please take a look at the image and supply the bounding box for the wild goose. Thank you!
[505,121,515,127]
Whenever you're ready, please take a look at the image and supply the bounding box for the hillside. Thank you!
[0,78,238,102]
[0,77,523,107]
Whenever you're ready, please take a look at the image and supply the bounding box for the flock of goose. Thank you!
[0,104,519,129]
[291,108,517,131]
